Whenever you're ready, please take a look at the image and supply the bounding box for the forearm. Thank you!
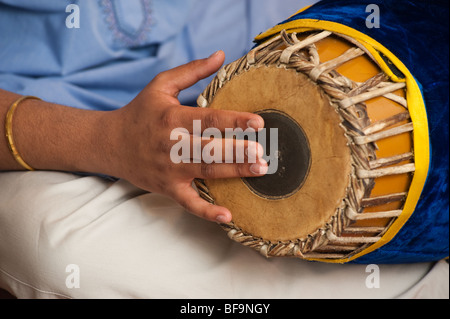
[0,89,121,176]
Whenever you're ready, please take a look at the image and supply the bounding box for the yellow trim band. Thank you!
[255,20,430,263]
[255,19,406,83]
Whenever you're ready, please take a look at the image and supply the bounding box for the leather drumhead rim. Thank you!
[201,65,351,242]
[195,30,414,259]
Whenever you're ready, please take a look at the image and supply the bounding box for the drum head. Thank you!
[203,66,351,241]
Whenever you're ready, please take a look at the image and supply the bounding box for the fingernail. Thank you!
[216,215,229,223]
[250,159,268,175]
[208,50,221,59]
[247,118,263,130]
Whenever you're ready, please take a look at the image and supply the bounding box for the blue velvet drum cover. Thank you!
[196,0,448,263]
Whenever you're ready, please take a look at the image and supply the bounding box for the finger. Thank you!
[169,131,264,164]
[174,184,232,223]
[180,106,265,132]
[153,50,226,97]
[180,158,269,180]
[195,137,264,164]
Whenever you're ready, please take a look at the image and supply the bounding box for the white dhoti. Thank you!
[0,171,448,299]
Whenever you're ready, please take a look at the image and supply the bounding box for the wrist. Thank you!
[82,108,126,178]
[12,98,122,177]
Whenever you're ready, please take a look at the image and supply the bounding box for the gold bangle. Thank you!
[5,95,41,171]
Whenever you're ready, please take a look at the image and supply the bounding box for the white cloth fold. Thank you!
[1,171,448,299]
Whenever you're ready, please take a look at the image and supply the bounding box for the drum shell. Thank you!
[252,0,449,263]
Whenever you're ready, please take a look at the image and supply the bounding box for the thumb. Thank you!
[173,182,232,223]
[152,50,225,97]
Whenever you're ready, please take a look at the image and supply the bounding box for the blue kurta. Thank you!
[0,0,310,108]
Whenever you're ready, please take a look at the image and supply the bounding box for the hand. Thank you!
[110,51,267,223]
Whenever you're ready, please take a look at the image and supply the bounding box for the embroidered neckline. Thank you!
[99,0,152,47]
